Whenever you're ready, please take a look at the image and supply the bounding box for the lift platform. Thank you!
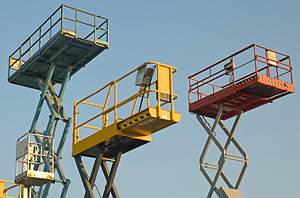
[8,4,108,90]
[7,4,109,198]
[72,106,180,158]
[73,61,180,198]
[189,44,294,120]
[15,133,55,187]
[188,44,294,198]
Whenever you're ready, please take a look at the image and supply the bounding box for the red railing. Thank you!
[188,44,293,104]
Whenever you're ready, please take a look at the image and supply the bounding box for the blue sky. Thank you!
[0,1,299,197]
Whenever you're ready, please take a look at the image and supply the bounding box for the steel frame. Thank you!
[72,62,180,198]
[188,44,294,120]
[15,132,55,188]
[74,145,122,198]
[73,61,178,144]
[6,4,110,198]
[28,62,71,198]
[9,4,109,82]
[189,44,293,97]
[197,103,247,198]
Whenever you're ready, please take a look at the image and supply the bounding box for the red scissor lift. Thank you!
[188,44,294,198]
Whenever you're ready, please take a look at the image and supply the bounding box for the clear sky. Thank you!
[0,1,299,198]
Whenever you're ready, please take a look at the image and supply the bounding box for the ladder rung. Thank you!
[225,153,247,162]
[201,162,219,170]
[55,179,64,183]
[103,157,115,162]
[36,131,44,135]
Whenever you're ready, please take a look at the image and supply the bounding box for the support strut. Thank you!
[75,145,122,198]
[28,62,71,198]
[197,103,247,198]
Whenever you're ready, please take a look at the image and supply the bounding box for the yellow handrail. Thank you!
[73,62,178,145]
[0,180,22,198]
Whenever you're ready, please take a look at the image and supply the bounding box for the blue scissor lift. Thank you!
[8,4,109,198]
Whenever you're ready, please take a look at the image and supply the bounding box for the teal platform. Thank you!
[8,4,109,89]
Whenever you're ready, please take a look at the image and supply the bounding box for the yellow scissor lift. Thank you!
[73,62,180,198]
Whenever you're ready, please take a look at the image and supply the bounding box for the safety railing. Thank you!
[188,43,293,104]
[73,62,178,144]
[15,133,54,178]
[8,4,109,79]
[0,180,22,198]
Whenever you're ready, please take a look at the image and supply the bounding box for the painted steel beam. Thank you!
[197,103,247,198]
[102,149,122,198]
[28,62,72,198]
[83,146,105,198]
[74,155,95,198]
[30,62,56,133]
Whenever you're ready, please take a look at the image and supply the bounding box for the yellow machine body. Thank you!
[72,62,180,158]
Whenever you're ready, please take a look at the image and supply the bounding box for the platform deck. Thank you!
[9,30,108,89]
[189,74,294,120]
[72,107,180,158]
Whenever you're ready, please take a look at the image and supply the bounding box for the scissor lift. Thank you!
[8,4,108,198]
[188,44,294,198]
[73,62,180,198]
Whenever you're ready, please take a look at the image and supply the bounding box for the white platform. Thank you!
[15,170,54,186]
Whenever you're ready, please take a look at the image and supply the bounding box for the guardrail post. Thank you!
[106,19,109,42]
[61,5,64,32]
[94,15,96,42]
[75,9,78,36]
[39,27,42,51]
[50,17,52,39]
[19,46,22,68]
[29,37,32,58]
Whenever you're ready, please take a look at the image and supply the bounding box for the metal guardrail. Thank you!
[73,61,178,144]
[8,4,109,79]
[15,133,54,178]
[188,44,293,103]
[0,180,22,198]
